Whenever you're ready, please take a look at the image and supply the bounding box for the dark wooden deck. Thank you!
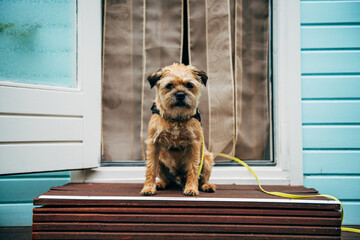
[32,183,344,239]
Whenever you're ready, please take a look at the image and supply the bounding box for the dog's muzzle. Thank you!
[174,91,187,107]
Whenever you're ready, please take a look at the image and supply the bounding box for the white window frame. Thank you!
[72,0,303,186]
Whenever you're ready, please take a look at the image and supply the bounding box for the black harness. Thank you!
[151,103,201,124]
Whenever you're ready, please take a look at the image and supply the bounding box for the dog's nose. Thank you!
[175,91,186,101]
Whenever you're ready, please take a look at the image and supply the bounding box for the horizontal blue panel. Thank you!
[0,171,70,179]
[302,101,360,123]
[302,51,360,74]
[303,176,360,199]
[301,2,360,24]
[302,75,360,99]
[303,150,360,174]
[301,26,360,49]
[0,203,34,227]
[0,178,69,203]
[303,126,360,149]
[342,201,360,225]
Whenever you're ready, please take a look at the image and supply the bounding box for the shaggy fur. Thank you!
[140,63,216,196]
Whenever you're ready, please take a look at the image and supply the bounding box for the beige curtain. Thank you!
[102,0,269,161]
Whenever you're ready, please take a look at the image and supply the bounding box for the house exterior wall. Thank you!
[1,0,359,227]
[301,0,360,224]
[0,172,70,226]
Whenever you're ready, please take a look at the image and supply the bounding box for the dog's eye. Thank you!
[185,82,194,89]
[165,83,174,90]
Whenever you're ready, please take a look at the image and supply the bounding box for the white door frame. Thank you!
[72,0,303,186]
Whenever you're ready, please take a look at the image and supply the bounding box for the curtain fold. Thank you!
[102,0,270,162]
[103,0,139,161]
[234,0,270,160]
[141,0,183,159]
[103,0,183,161]
[188,0,236,158]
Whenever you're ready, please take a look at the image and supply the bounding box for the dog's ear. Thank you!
[147,69,163,89]
[193,69,208,86]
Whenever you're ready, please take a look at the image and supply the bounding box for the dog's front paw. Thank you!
[200,183,216,193]
[183,187,199,196]
[140,186,156,196]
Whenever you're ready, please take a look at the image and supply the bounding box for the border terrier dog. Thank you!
[140,63,216,196]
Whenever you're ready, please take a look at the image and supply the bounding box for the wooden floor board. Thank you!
[32,232,342,240]
[0,226,355,240]
[33,206,341,217]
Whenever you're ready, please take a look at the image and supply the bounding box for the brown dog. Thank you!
[140,63,216,196]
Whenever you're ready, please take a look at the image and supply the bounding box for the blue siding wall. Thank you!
[0,172,70,226]
[301,0,360,225]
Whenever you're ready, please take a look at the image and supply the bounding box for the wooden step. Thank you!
[32,183,342,239]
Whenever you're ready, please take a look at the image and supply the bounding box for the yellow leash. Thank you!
[198,134,360,234]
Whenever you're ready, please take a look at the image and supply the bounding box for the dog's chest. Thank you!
[154,123,195,149]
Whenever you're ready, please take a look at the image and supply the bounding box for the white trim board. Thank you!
[38,195,339,205]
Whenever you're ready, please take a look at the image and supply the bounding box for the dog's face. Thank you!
[148,63,207,119]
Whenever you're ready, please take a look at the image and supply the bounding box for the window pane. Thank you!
[101,0,272,163]
[0,0,77,88]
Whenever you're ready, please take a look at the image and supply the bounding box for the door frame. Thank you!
[72,0,303,185]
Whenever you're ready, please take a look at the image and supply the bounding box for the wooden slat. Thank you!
[0,179,69,203]
[0,115,83,142]
[301,1,360,24]
[43,183,321,197]
[33,213,341,226]
[33,198,340,210]
[301,76,360,99]
[0,171,70,179]
[301,26,360,49]
[49,183,319,192]
[0,86,83,116]
[33,206,341,218]
[0,143,83,175]
[32,222,340,235]
[301,51,360,74]
[342,202,360,225]
[302,101,360,123]
[32,232,341,240]
[43,189,322,198]
[302,126,360,149]
[0,203,34,227]
[303,150,360,174]
[304,176,360,200]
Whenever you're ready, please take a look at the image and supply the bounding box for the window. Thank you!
[0,0,77,88]
[75,0,302,185]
